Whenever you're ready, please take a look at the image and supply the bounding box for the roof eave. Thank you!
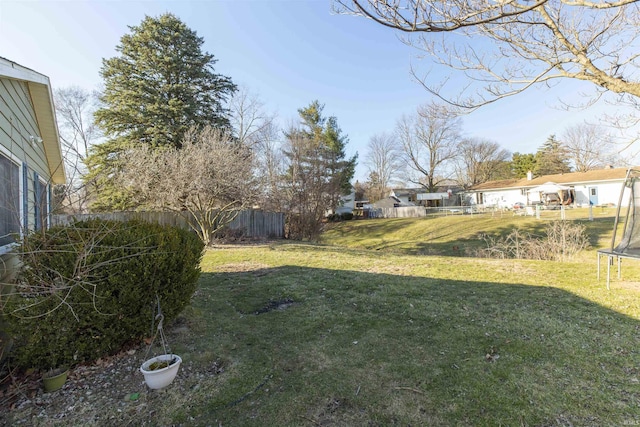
[28,81,66,184]
[0,58,66,184]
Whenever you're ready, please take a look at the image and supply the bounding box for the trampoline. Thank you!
[597,168,640,289]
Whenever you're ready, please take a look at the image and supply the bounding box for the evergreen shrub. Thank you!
[3,219,204,370]
[340,212,354,221]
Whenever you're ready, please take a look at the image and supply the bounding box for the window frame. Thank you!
[34,173,49,232]
[0,144,24,253]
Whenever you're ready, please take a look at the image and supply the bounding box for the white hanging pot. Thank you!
[140,354,182,389]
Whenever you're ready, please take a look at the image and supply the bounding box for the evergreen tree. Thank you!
[534,135,571,176]
[511,152,537,178]
[283,101,357,239]
[86,13,236,211]
[365,171,388,203]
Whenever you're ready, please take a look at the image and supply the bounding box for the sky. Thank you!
[0,0,635,181]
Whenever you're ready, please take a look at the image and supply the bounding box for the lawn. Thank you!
[152,212,640,426]
[320,206,620,257]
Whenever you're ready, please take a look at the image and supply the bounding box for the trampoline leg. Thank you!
[618,257,622,280]
[597,253,600,280]
[607,256,611,291]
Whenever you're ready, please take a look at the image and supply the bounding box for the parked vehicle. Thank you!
[513,202,525,210]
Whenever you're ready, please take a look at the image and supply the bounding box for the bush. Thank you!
[213,226,246,242]
[325,213,340,222]
[479,220,590,261]
[3,219,204,370]
[340,212,354,221]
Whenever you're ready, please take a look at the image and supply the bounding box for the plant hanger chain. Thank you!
[144,294,171,360]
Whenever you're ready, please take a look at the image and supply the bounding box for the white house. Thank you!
[390,187,457,207]
[0,57,66,258]
[466,167,632,208]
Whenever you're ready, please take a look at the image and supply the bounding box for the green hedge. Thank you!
[3,219,204,370]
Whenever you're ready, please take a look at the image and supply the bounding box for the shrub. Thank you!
[478,220,590,261]
[340,212,354,221]
[3,219,204,370]
[325,213,340,222]
[213,226,246,242]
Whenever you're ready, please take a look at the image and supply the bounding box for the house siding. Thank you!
[466,168,633,208]
[0,77,51,236]
[479,188,525,208]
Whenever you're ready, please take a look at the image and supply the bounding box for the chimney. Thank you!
[527,170,533,181]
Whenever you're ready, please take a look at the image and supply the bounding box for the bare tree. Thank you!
[54,86,101,213]
[561,123,619,172]
[229,86,277,147]
[253,121,286,212]
[396,102,462,192]
[282,131,328,239]
[455,138,511,188]
[364,132,403,201]
[334,1,640,111]
[228,87,284,211]
[117,126,257,245]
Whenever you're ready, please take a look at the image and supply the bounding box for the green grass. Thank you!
[321,207,620,257]
[129,209,640,426]
[40,210,635,426]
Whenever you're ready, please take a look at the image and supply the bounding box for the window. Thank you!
[34,173,48,231]
[0,152,20,246]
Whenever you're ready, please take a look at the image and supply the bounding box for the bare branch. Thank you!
[116,126,258,245]
[334,0,640,111]
[395,102,462,192]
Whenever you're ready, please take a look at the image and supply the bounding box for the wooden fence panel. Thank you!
[51,210,285,238]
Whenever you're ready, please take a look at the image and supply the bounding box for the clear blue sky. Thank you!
[0,0,632,181]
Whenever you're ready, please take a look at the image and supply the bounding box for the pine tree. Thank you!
[534,135,571,176]
[511,152,537,178]
[283,101,357,239]
[86,13,236,211]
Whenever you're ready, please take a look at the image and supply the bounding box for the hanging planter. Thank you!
[140,354,182,389]
[140,295,182,389]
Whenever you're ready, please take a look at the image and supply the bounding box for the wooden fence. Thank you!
[51,210,285,239]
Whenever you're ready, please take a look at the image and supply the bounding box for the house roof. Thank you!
[373,196,402,208]
[392,184,462,197]
[391,188,417,198]
[0,57,66,184]
[469,167,631,192]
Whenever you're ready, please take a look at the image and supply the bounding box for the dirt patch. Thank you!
[0,333,225,426]
[254,298,296,315]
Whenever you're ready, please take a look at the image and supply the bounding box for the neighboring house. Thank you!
[335,188,356,215]
[0,57,65,264]
[466,167,631,208]
[391,186,460,207]
[371,196,403,209]
[390,188,418,206]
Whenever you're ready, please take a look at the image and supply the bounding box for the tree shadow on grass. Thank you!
[182,266,640,427]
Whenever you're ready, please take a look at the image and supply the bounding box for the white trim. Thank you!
[0,57,49,86]
[0,242,18,256]
[0,140,22,165]
[0,149,23,252]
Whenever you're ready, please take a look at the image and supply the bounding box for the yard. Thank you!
[3,211,640,426]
